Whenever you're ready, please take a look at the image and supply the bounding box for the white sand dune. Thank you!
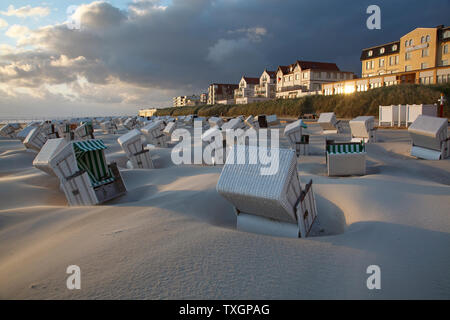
[0,124,449,299]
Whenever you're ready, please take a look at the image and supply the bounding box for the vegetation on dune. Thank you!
[155,83,450,118]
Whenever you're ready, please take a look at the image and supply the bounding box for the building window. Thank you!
[421,36,425,43]
[405,40,408,47]
[421,62,428,69]
[405,52,411,60]
[380,48,385,54]
[444,45,448,54]
[303,73,308,79]
[405,65,412,72]
[392,44,398,51]
[368,50,373,57]
[426,35,430,42]
[422,48,429,57]
[444,30,450,39]
[295,74,299,80]
[379,58,385,67]
[441,60,448,66]
[409,39,413,46]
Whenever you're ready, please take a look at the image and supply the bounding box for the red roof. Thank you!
[243,77,260,85]
[277,60,340,74]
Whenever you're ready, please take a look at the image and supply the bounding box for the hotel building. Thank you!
[207,83,239,105]
[276,60,355,99]
[234,70,277,104]
[324,25,450,95]
[173,95,202,107]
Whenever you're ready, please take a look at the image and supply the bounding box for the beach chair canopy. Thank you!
[349,116,374,138]
[73,140,114,187]
[408,115,448,151]
[217,145,301,224]
[33,138,67,176]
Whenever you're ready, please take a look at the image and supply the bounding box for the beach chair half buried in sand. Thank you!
[33,138,67,176]
[318,112,343,134]
[23,126,51,152]
[208,116,224,128]
[47,139,127,206]
[73,122,94,141]
[118,129,154,169]
[326,140,366,176]
[349,116,377,143]
[284,119,309,156]
[244,115,259,129]
[141,120,167,147]
[0,123,22,138]
[408,115,449,160]
[216,145,318,238]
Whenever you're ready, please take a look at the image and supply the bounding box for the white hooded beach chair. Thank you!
[284,120,309,156]
[208,117,224,128]
[326,140,366,176]
[245,115,259,129]
[100,120,117,134]
[0,123,22,138]
[123,117,137,130]
[141,120,167,147]
[73,122,94,141]
[408,115,449,160]
[17,124,40,142]
[163,121,177,138]
[23,126,49,152]
[216,146,318,238]
[318,112,342,134]
[46,139,127,206]
[118,129,154,169]
[33,138,67,176]
[349,116,376,143]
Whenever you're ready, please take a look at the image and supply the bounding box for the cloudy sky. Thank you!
[0,0,448,118]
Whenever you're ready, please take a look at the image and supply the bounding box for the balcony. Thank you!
[277,85,306,93]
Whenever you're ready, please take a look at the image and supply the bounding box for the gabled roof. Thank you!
[242,76,260,85]
[264,70,277,78]
[277,60,340,74]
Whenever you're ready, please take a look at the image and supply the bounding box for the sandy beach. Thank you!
[0,122,449,299]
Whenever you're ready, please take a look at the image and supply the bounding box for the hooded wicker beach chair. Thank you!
[17,123,40,142]
[46,139,126,206]
[23,126,50,152]
[73,122,94,141]
[33,138,67,176]
[318,112,342,134]
[118,129,154,169]
[284,120,309,156]
[349,116,376,143]
[100,120,117,134]
[408,115,449,160]
[0,123,22,138]
[216,145,318,238]
[208,117,224,128]
[123,117,137,130]
[244,115,259,129]
[326,140,366,176]
[141,120,167,147]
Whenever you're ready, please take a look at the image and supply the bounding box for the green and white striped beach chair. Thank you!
[48,139,127,206]
[326,141,366,176]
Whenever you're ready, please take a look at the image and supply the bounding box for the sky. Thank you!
[0,0,449,118]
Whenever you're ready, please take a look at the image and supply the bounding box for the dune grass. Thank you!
[155,83,450,118]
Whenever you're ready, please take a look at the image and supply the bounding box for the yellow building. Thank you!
[324,25,450,96]
[361,25,449,80]
[138,108,157,117]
